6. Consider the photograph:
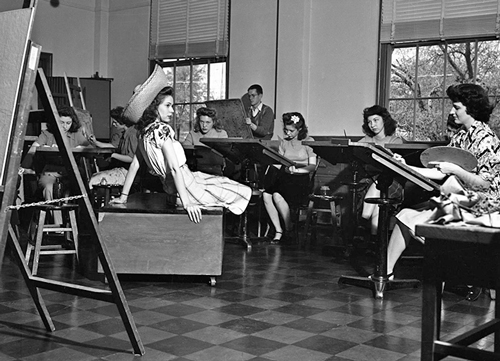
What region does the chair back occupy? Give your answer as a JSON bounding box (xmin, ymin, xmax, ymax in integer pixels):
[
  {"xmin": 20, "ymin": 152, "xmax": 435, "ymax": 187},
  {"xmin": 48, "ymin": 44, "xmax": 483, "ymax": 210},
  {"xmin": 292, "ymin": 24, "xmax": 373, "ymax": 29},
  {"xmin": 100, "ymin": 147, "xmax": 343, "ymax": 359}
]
[{"xmin": 308, "ymin": 155, "xmax": 321, "ymax": 195}]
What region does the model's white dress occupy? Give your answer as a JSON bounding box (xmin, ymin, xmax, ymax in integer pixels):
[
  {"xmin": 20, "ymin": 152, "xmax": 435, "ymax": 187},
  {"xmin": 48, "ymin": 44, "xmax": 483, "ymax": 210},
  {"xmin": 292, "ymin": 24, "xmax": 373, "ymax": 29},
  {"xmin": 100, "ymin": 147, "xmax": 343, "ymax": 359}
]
[{"xmin": 138, "ymin": 121, "xmax": 251, "ymax": 215}]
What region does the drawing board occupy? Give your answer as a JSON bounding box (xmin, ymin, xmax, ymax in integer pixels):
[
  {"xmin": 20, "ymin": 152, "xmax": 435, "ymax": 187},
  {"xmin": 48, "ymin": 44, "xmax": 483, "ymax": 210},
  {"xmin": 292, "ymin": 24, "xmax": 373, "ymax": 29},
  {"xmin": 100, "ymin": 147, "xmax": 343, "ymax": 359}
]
[{"xmin": 205, "ymin": 99, "xmax": 253, "ymax": 139}]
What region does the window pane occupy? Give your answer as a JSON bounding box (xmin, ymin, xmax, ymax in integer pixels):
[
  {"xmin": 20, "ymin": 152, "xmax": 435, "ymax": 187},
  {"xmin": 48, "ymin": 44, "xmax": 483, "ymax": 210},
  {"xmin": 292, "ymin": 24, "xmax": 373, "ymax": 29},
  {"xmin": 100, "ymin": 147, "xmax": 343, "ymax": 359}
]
[
  {"xmin": 390, "ymin": 47, "xmax": 416, "ymax": 99},
  {"xmin": 389, "ymin": 100, "xmax": 414, "ymax": 140},
  {"xmin": 415, "ymin": 98, "xmax": 445, "ymax": 141},
  {"xmin": 209, "ymin": 62, "xmax": 226, "ymax": 100},
  {"xmin": 417, "ymin": 45, "xmax": 445, "ymax": 98},
  {"xmin": 164, "ymin": 67, "xmax": 174, "ymax": 84},
  {"xmin": 447, "ymin": 42, "xmax": 476, "ymax": 83},
  {"xmin": 192, "ymin": 64, "xmax": 208, "ymax": 103},
  {"xmin": 477, "ymin": 40, "xmax": 500, "ymax": 96},
  {"xmin": 175, "ymin": 65, "xmax": 191, "ymax": 103},
  {"xmin": 176, "ymin": 104, "xmax": 191, "ymax": 142}
]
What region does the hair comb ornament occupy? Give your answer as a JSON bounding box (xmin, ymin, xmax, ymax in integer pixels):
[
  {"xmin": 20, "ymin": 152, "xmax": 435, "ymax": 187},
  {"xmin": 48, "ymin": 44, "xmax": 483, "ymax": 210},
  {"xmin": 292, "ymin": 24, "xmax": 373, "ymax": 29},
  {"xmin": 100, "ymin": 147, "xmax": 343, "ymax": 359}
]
[{"xmin": 291, "ymin": 115, "xmax": 299, "ymax": 124}]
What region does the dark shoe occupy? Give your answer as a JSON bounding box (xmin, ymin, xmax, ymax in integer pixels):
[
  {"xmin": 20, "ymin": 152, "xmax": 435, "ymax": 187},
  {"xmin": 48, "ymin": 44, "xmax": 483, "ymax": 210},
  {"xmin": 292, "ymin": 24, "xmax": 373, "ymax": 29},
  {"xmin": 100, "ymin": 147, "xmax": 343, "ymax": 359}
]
[
  {"xmin": 270, "ymin": 231, "xmax": 282, "ymax": 245},
  {"xmin": 465, "ymin": 286, "xmax": 482, "ymax": 301}
]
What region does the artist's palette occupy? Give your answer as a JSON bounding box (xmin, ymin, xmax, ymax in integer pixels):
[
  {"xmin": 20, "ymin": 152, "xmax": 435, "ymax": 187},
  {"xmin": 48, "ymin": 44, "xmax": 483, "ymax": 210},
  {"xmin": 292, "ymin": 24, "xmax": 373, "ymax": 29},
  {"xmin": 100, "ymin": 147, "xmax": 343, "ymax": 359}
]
[{"xmin": 420, "ymin": 146, "xmax": 477, "ymax": 171}]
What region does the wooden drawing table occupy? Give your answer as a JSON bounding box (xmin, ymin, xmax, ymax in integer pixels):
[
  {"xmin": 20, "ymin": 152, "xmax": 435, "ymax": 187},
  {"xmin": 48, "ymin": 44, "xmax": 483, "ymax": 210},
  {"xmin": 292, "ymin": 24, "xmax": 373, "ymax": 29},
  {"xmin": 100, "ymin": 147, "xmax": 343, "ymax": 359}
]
[
  {"xmin": 416, "ymin": 224, "xmax": 500, "ymax": 360},
  {"xmin": 35, "ymin": 146, "xmax": 116, "ymax": 183}
]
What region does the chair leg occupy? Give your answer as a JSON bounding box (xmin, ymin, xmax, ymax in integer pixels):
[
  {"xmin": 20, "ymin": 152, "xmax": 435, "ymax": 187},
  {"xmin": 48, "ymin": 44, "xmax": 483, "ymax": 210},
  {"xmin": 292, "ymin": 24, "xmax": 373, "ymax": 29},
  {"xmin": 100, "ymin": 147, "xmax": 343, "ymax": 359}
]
[{"xmin": 304, "ymin": 200, "xmax": 315, "ymax": 245}]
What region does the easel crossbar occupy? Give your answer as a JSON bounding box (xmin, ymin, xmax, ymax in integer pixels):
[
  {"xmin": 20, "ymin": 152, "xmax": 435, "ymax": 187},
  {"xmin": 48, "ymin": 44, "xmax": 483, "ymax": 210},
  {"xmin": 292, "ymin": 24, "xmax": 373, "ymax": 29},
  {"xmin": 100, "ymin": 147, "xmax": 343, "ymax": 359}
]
[{"xmin": 30, "ymin": 277, "xmax": 113, "ymax": 302}]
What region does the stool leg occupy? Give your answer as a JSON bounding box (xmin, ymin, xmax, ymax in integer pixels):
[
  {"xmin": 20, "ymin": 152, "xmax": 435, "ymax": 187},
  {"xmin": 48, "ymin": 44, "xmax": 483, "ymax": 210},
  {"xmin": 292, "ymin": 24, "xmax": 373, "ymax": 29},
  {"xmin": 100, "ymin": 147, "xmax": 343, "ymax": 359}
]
[
  {"xmin": 104, "ymin": 188, "xmax": 111, "ymax": 206},
  {"xmin": 25, "ymin": 243, "xmax": 33, "ymax": 263},
  {"xmin": 25, "ymin": 212, "xmax": 35, "ymax": 263},
  {"xmin": 68, "ymin": 209, "xmax": 79, "ymax": 263},
  {"xmin": 330, "ymin": 200, "xmax": 337, "ymax": 232},
  {"xmin": 33, "ymin": 210, "xmax": 47, "ymax": 276}
]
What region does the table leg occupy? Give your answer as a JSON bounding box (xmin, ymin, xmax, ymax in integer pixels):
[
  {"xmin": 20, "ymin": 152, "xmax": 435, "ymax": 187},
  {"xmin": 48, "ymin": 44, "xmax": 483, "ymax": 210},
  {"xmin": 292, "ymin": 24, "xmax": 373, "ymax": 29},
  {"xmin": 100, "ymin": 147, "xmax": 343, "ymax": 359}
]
[{"xmin": 421, "ymin": 242, "xmax": 440, "ymax": 361}]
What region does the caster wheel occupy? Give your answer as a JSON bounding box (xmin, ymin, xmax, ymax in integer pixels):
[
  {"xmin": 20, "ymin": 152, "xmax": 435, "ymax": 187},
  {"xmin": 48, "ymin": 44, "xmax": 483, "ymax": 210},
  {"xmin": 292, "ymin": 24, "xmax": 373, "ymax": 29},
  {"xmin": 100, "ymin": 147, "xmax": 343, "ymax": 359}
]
[{"xmin": 209, "ymin": 277, "xmax": 216, "ymax": 286}]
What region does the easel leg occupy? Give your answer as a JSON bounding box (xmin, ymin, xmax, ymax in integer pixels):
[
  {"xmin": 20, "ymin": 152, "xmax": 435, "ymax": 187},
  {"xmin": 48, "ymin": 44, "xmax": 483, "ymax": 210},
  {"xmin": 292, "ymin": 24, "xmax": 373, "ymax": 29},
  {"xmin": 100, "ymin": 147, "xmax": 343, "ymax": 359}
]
[{"xmin": 7, "ymin": 225, "xmax": 55, "ymax": 331}]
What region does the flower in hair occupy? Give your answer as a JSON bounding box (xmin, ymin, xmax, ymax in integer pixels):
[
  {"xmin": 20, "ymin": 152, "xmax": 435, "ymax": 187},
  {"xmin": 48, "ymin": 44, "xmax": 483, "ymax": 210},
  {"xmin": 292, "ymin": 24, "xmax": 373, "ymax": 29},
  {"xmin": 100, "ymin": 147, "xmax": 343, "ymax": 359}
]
[{"xmin": 291, "ymin": 115, "xmax": 300, "ymax": 124}]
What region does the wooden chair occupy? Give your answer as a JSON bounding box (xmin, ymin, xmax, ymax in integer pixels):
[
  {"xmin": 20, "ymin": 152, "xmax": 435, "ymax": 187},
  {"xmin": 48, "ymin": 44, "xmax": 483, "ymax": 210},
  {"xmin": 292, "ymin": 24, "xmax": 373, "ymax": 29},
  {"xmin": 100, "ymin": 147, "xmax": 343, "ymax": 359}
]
[{"xmin": 289, "ymin": 156, "xmax": 322, "ymax": 244}]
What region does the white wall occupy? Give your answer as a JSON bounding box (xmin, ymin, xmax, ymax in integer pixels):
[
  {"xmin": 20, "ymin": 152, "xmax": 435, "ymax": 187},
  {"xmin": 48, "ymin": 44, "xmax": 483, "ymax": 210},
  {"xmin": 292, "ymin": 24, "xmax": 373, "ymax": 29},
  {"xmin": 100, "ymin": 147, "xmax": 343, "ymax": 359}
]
[
  {"xmin": 230, "ymin": 0, "xmax": 380, "ymax": 137},
  {"xmin": 0, "ymin": 0, "xmax": 380, "ymax": 136},
  {"xmin": 228, "ymin": 0, "xmax": 278, "ymax": 114},
  {"xmin": 107, "ymin": 0, "xmax": 150, "ymax": 108}
]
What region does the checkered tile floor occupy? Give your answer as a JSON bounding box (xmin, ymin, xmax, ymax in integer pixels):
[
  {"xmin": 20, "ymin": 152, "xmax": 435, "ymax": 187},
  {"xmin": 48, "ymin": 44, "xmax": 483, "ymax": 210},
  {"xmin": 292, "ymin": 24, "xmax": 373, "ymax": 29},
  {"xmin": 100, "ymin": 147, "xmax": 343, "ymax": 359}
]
[{"xmin": 0, "ymin": 234, "xmax": 495, "ymax": 360}]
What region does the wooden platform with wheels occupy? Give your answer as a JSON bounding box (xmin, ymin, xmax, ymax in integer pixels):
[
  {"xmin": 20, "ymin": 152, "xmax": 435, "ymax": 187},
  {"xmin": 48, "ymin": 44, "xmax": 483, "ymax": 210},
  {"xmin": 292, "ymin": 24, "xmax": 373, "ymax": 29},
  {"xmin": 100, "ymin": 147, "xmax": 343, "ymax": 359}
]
[{"xmin": 93, "ymin": 193, "xmax": 224, "ymax": 286}]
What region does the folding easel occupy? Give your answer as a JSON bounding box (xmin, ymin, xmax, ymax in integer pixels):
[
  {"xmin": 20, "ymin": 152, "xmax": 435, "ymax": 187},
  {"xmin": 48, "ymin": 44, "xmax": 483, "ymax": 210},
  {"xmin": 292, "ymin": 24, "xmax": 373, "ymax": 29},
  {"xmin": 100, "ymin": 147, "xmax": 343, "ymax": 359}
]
[
  {"xmin": 0, "ymin": 5, "xmax": 144, "ymax": 356},
  {"xmin": 64, "ymin": 71, "xmax": 87, "ymax": 110}
]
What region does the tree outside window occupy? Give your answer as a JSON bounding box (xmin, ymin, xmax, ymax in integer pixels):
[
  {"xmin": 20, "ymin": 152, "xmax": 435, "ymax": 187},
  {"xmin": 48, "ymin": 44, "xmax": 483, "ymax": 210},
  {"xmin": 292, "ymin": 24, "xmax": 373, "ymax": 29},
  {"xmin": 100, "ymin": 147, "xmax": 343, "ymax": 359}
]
[{"xmin": 388, "ymin": 39, "xmax": 500, "ymax": 141}]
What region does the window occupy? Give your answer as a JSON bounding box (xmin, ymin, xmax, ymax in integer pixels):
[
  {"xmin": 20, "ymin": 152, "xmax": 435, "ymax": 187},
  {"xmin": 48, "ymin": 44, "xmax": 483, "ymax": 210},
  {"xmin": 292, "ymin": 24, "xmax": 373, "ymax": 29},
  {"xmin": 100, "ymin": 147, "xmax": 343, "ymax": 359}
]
[
  {"xmin": 159, "ymin": 58, "xmax": 227, "ymax": 142},
  {"xmin": 150, "ymin": 0, "xmax": 229, "ymax": 141},
  {"xmin": 387, "ymin": 39, "xmax": 500, "ymax": 141},
  {"xmin": 380, "ymin": 0, "xmax": 500, "ymax": 141}
]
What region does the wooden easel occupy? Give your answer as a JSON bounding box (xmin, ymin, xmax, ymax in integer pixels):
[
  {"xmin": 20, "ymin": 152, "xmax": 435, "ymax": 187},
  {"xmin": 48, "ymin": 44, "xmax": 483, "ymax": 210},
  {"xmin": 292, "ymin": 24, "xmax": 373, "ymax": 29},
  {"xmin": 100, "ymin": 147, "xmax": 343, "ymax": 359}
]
[{"xmin": 0, "ymin": 5, "xmax": 144, "ymax": 356}]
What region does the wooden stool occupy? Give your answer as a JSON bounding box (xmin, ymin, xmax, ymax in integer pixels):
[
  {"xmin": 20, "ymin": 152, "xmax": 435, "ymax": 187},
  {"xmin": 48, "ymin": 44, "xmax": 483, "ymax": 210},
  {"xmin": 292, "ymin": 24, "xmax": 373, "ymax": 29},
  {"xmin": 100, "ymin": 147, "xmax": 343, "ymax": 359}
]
[
  {"xmin": 305, "ymin": 194, "xmax": 342, "ymax": 244},
  {"xmin": 25, "ymin": 203, "xmax": 79, "ymax": 275},
  {"xmin": 92, "ymin": 184, "xmax": 121, "ymax": 208}
]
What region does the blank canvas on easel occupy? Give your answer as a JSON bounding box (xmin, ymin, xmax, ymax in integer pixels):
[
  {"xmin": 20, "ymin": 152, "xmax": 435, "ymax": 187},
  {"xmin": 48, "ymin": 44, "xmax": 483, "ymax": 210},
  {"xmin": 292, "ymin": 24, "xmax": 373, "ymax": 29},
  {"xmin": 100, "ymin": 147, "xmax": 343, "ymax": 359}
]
[{"xmin": 0, "ymin": 8, "xmax": 35, "ymax": 186}]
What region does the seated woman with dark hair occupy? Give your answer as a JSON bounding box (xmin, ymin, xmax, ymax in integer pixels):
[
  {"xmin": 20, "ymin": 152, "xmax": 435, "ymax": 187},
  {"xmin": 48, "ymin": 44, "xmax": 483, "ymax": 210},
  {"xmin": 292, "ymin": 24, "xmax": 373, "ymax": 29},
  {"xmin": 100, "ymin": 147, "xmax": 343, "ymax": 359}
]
[
  {"xmin": 263, "ymin": 112, "xmax": 316, "ymax": 244},
  {"xmin": 26, "ymin": 107, "xmax": 91, "ymax": 224},
  {"xmin": 358, "ymin": 105, "xmax": 404, "ymax": 239},
  {"xmin": 386, "ymin": 84, "xmax": 500, "ymax": 302},
  {"xmin": 183, "ymin": 107, "xmax": 228, "ymax": 175},
  {"xmin": 110, "ymin": 66, "xmax": 251, "ymax": 223},
  {"xmin": 183, "ymin": 107, "xmax": 228, "ymax": 146}
]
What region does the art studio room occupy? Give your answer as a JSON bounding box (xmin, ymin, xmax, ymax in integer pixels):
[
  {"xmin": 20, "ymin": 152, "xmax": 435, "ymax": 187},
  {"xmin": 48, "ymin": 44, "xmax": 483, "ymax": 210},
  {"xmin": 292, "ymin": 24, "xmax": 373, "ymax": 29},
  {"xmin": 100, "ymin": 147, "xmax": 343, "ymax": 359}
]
[{"xmin": 1, "ymin": 0, "xmax": 500, "ymax": 360}]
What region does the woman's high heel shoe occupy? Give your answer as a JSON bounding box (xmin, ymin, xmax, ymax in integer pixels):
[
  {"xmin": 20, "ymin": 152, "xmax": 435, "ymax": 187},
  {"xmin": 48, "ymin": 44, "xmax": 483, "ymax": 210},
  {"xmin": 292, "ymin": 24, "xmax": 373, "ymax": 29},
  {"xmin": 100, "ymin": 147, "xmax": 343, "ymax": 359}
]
[{"xmin": 270, "ymin": 231, "xmax": 282, "ymax": 245}]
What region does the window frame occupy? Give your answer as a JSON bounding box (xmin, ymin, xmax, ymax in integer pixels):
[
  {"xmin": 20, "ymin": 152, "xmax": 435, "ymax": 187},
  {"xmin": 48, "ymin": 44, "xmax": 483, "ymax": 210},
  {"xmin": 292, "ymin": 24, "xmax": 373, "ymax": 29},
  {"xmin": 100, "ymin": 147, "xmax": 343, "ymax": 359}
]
[
  {"xmin": 152, "ymin": 57, "xmax": 228, "ymax": 140},
  {"xmin": 379, "ymin": 36, "xmax": 500, "ymax": 141}
]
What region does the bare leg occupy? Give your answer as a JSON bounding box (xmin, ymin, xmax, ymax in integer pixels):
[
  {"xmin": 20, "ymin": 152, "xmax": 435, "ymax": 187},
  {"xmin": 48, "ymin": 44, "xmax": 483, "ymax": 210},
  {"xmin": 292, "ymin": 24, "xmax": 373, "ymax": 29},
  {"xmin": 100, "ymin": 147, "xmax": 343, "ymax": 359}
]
[
  {"xmin": 273, "ymin": 193, "xmax": 292, "ymax": 231},
  {"xmin": 387, "ymin": 223, "xmax": 406, "ymax": 275},
  {"xmin": 387, "ymin": 218, "xmax": 422, "ymax": 275},
  {"xmin": 362, "ymin": 183, "xmax": 380, "ymax": 235},
  {"xmin": 263, "ymin": 192, "xmax": 283, "ymax": 238}
]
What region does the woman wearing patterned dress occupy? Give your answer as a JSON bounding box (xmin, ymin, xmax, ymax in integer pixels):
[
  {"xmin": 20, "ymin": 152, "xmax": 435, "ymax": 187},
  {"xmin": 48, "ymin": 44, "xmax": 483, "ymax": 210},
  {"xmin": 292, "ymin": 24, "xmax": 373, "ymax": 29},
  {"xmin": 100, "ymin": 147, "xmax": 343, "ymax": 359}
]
[
  {"xmin": 386, "ymin": 84, "xmax": 500, "ymax": 286},
  {"xmin": 263, "ymin": 112, "xmax": 317, "ymax": 244},
  {"xmin": 110, "ymin": 66, "xmax": 251, "ymax": 223}
]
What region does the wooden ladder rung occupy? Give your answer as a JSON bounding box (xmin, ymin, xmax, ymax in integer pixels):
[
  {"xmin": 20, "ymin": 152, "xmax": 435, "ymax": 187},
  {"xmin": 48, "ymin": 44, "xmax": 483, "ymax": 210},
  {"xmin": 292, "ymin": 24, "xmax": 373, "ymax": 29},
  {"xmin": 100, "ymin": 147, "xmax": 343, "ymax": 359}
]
[
  {"xmin": 43, "ymin": 227, "xmax": 72, "ymax": 232},
  {"xmin": 39, "ymin": 250, "xmax": 77, "ymax": 255}
]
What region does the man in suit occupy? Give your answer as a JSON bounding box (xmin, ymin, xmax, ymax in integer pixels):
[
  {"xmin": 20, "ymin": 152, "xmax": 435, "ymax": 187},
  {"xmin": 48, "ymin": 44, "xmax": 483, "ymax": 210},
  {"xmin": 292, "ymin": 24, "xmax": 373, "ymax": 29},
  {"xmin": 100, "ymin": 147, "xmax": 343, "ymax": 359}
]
[{"xmin": 245, "ymin": 84, "xmax": 274, "ymax": 140}]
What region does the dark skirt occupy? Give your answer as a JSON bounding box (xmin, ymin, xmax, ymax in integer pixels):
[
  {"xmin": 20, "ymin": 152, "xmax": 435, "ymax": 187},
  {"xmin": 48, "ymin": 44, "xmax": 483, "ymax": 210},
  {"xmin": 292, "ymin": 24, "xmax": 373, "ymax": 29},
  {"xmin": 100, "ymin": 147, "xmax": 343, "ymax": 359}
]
[{"xmin": 265, "ymin": 171, "xmax": 310, "ymax": 205}]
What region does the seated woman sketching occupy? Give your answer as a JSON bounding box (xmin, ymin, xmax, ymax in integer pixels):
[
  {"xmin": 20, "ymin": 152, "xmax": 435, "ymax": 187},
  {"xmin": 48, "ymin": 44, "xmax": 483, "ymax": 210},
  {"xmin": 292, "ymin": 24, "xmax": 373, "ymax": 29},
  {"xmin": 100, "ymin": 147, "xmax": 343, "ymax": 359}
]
[
  {"xmin": 25, "ymin": 107, "xmax": 91, "ymax": 224},
  {"xmin": 110, "ymin": 65, "xmax": 251, "ymax": 223},
  {"xmin": 358, "ymin": 105, "xmax": 404, "ymax": 241},
  {"xmin": 386, "ymin": 84, "xmax": 500, "ymax": 302},
  {"xmin": 89, "ymin": 108, "xmax": 138, "ymax": 189},
  {"xmin": 263, "ymin": 112, "xmax": 316, "ymax": 244}
]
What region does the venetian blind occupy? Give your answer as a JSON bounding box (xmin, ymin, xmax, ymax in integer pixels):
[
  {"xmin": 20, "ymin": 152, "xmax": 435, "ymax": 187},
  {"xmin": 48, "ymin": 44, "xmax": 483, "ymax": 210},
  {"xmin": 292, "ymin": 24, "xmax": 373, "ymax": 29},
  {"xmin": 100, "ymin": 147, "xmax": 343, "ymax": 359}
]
[
  {"xmin": 150, "ymin": 0, "xmax": 229, "ymax": 59},
  {"xmin": 381, "ymin": 0, "xmax": 500, "ymax": 43}
]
